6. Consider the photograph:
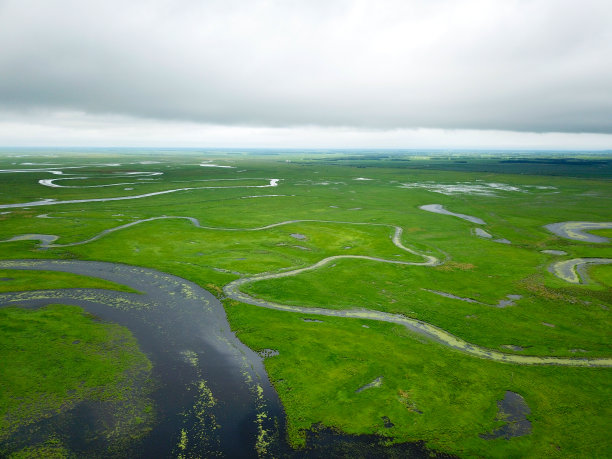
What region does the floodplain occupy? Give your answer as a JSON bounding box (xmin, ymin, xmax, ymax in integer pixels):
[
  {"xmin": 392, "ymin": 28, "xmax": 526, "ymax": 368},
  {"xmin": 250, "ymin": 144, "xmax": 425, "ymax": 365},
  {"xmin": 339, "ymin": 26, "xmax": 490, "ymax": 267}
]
[{"xmin": 0, "ymin": 149, "xmax": 610, "ymax": 458}]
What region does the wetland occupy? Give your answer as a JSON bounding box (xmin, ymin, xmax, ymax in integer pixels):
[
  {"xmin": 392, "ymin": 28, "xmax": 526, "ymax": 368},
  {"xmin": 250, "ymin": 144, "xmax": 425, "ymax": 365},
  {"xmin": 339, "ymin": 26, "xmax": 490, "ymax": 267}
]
[{"xmin": 0, "ymin": 150, "xmax": 610, "ymax": 458}]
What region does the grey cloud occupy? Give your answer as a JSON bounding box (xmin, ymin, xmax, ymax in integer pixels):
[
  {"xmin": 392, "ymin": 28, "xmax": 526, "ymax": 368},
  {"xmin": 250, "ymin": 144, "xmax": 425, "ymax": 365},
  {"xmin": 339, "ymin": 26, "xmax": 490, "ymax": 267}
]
[{"xmin": 1, "ymin": 0, "xmax": 611, "ymax": 133}]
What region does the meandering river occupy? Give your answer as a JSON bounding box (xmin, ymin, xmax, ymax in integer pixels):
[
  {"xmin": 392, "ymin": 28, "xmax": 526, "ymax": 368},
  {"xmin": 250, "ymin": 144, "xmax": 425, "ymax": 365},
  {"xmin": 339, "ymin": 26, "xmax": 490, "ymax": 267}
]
[
  {"xmin": 0, "ymin": 179, "xmax": 280, "ymax": 209},
  {"xmin": 0, "ymin": 259, "xmax": 285, "ymax": 458}
]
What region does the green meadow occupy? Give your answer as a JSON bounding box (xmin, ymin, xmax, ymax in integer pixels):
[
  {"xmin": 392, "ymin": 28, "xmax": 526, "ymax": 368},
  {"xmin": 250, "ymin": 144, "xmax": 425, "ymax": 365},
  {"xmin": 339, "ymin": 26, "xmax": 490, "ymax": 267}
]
[{"xmin": 0, "ymin": 150, "xmax": 610, "ymax": 457}]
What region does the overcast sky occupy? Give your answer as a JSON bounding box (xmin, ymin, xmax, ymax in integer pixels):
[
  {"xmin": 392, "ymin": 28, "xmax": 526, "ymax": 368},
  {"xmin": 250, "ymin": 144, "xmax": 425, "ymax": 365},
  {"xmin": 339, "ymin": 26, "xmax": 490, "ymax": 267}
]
[{"xmin": 0, "ymin": 0, "xmax": 611, "ymax": 149}]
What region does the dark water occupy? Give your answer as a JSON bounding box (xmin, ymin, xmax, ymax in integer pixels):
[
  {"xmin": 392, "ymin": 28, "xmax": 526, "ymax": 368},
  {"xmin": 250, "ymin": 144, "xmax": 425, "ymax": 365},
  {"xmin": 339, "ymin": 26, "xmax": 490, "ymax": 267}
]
[
  {"xmin": 298, "ymin": 426, "xmax": 456, "ymax": 458},
  {"xmin": 0, "ymin": 259, "xmax": 446, "ymax": 458},
  {"xmin": 0, "ymin": 259, "xmax": 283, "ymax": 457},
  {"xmin": 479, "ymin": 391, "xmax": 532, "ymax": 440}
]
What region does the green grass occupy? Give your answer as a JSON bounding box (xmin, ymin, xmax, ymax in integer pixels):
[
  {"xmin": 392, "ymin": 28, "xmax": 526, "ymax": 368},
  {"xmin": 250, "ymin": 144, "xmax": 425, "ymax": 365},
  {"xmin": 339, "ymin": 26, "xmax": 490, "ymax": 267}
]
[
  {"xmin": 0, "ymin": 269, "xmax": 138, "ymax": 293},
  {"xmin": 227, "ymin": 302, "xmax": 612, "ymax": 458},
  {"xmin": 0, "ymin": 150, "xmax": 610, "ymax": 457},
  {"xmin": 590, "ymin": 264, "xmax": 612, "ymax": 287}
]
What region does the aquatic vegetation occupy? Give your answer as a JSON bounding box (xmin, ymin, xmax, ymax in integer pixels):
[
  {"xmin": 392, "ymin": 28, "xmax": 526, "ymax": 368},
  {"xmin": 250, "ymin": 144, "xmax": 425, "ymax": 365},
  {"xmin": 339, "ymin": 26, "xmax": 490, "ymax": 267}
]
[
  {"xmin": 0, "ymin": 304, "xmax": 154, "ymax": 454},
  {"xmin": 479, "ymin": 391, "xmax": 532, "ymax": 440}
]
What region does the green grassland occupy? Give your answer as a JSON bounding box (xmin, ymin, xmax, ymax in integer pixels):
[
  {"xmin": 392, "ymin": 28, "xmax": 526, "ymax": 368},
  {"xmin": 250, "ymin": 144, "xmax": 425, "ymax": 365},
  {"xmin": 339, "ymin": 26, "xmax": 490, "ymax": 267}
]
[
  {"xmin": 591, "ymin": 264, "xmax": 612, "ymax": 286},
  {"xmin": 0, "ymin": 150, "xmax": 610, "ymax": 457},
  {"xmin": 227, "ymin": 303, "xmax": 611, "ymax": 458},
  {"xmin": 0, "ymin": 269, "xmax": 138, "ymax": 293},
  {"xmin": 0, "ymin": 304, "xmax": 154, "ymax": 457}
]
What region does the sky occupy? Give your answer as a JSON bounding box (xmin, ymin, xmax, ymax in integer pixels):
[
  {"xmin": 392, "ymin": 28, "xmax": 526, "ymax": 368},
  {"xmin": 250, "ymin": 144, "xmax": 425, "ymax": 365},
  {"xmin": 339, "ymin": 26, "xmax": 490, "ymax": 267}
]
[{"xmin": 0, "ymin": 0, "xmax": 611, "ymax": 149}]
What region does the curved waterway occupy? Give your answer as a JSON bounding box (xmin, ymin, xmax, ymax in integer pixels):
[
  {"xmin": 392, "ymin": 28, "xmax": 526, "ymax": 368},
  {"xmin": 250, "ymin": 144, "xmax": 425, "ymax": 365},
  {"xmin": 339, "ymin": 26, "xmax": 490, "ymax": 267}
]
[
  {"xmin": 545, "ymin": 221, "xmax": 612, "ymax": 243},
  {"xmin": 0, "ymin": 216, "xmax": 439, "ymax": 266},
  {"xmin": 39, "ymin": 171, "xmax": 163, "ymax": 188},
  {"xmin": 549, "ymin": 257, "xmax": 612, "ymax": 284},
  {"xmin": 225, "ymin": 278, "xmax": 611, "ymax": 367},
  {"xmin": 419, "ymin": 204, "xmax": 486, "ymax": 225},
  {"xmin": 0, "ymin": 179, "xmax": 279, "ymax": 209},
  {"xmin": 2, "ymin": 218, "xmax": 610, "ymax": 366},
  {"xmin": 544, "ymin": 221, "xmax": 612, "ymax": 283},
  {"xmin": 0, "ymin": 259, "xmax": 286, "ymax": 458}
]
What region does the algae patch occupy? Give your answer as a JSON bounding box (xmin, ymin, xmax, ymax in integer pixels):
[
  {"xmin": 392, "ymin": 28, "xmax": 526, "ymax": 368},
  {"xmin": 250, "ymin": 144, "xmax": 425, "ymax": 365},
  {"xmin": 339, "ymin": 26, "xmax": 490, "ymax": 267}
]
[{"xmin": 480, "ymin": 391, "xmax": 532, "ymax": 440}]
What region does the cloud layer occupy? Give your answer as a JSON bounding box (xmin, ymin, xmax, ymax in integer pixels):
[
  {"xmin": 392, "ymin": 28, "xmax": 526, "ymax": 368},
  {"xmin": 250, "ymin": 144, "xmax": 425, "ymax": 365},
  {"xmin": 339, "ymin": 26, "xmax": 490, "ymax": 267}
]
[{"xmin": 1, "ymin": 0, "xmax": 611, "ymax": 136}]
